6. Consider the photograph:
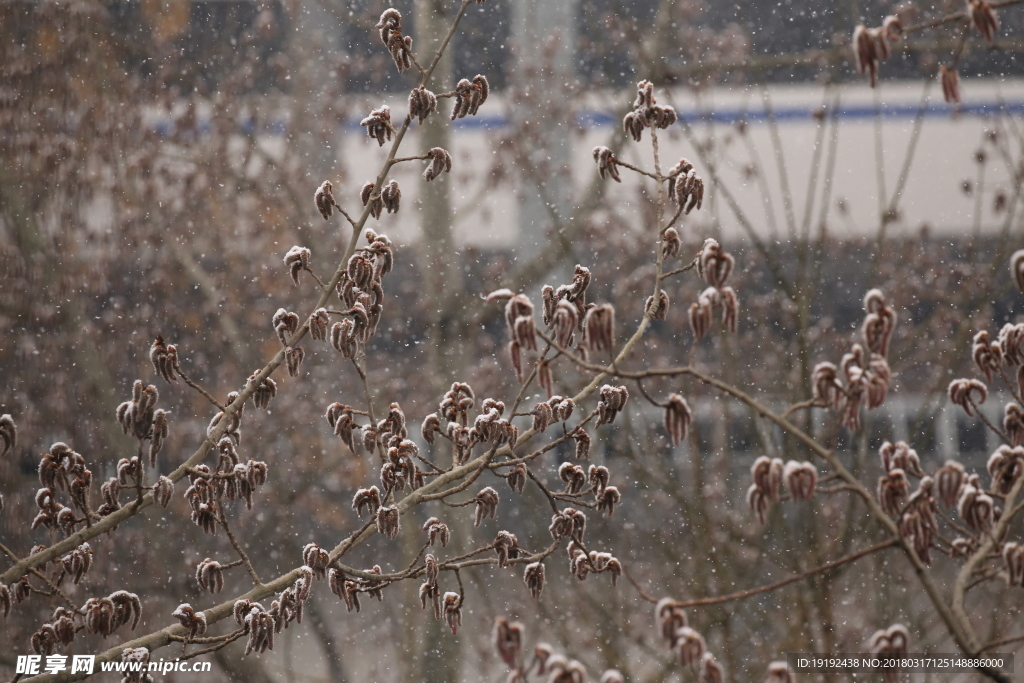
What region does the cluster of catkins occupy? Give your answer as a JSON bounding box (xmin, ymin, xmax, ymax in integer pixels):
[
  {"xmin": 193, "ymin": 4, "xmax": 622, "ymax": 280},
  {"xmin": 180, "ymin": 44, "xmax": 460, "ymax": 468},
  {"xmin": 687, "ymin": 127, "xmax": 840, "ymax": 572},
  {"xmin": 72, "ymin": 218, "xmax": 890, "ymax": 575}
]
[
  {"xmin": 223, "ymin": 550, "xmax": 333, "ymax": 655},
  {"xmin": 812, "ymin": 289, "xmax": 896, "ymax": 430},
  {"xmin": 411, "ymin": 520, "xmax": 467, "ymax": 634},
  {"xmin": 933, "ymin": 452, "xmax": 1017, "ymax": 554},
  {"xmin": 33, "ymin": 442, "xmax": 93, "ymax": 535},
  {"xmin": 855, "ymin": 3, "xmax": 998, "ymax": 102},
  {"xmin": 289, "ymin": 229, "xmax": 394, "ymax": 369},
  {"xmin": 746, "ymin": 456, "xmax": 818, "ymax": 524},
  {"xmin": 949, "ymin": 322, "xmax": 1024, "ymax": 435},
  {"xmin": 376, "ymin": 9, "xmax": 414, "ymax": 73},
  {"xmin": 556, "ymin": 460, "xmax": 621, "ymax": 517},
  {"xmin": 360, "ymin": 105, "xmax": 394, "ymax": 147},
  {"xmin": 654, "ymin": 599, "xmax": 726, "ymax": 683},
  {"xmin": 494, "ymin": 617, "xmax": 626, "ymax": 683},
  {"xmin": 116, "ymin": 379, "xmax": 169, "ymax": 463},
  {"xmin": 361, "ymin": 178, "xmax": 401, "ymax": 219},
  {"xmin": 421, "ymin": 383, "xmax": 520, "ymax": 465},
  {"xmin": 149, "ymin": 335, "xmax": 180, "ymax": 382},
  {"xmin": 667, "ymin": 158, "xmax": 705, "ymax": 215},
  {"xmin": 869, "ymin": 624, "xmax": 910, "ymax": 683},
  {"xmin": 544, "ymin": 503, "xmax": 622, "ymax": 586},
  {"xmin": 689, "ymin": 239, "xmax": 739, "ymax": 341},
  {"xmin": 897, "ymin": 428, "xmax": 1022, "ymax": 570},
  {"xmin": 329, "ymin": 564, "xmax": 386, "ymax": 615},
  {"xmin": 488, "ymin": 264, "xmax": 618, "ymax": 385},
  {"xmin": 874, "ymin": 441, "xmax": 940, "ymax": 563},
  {"xmin": 233, "ymin": 562, "xmax": 317, "ymax": 658},
  {"xmin": 852, "ymin": 16, "xmax": 902, "ymax": 88},
  {"xmin": 622, "ymin": 80, "xmax": 676, "ymax": 142},
  {"xmin": 183, "ymin": 451, "xmax": 268, "ymax": 535},
  {"xmin": 451, "ymin": 74, "xmax": 490, "ymax": 120}
]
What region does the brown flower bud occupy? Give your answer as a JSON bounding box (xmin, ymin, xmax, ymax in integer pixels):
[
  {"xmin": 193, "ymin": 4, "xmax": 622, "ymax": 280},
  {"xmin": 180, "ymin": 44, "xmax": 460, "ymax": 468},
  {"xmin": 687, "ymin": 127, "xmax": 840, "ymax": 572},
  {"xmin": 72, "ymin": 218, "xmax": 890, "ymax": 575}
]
[
  {"xmin": 973, "ymin": 330, "xmax": 1003, "ymax": 382},
  {"xmin": 596, "ymin": 384, "xmax": 629, "ymax": 426},
  {"xmin": 1012, "ymin": 250, "xmax": 1024, "ymax": 292},
  {"xmin": 494, "ymin": 618, "xmax": 525, "ymax": 672},
  {"xmin": 948, "ymin": 378, "xmax": 987, "ymax": 416},
  {"xmin": 677, "ymin": 627, "xmax": 706, "ymax": 667},
  {"xmin": 958, "ymin": 482, "xmax": 995, "ymax": 532},
  {"xmin": 424, "ymin": 147, "xmax": 453, "ymax": 182},
  {"xmin": 526, "ymin": 401, "xmax": 550, "ymax": 434},
  {"xmin": 150, "ymin": 335, "xmax": 178, "ymax": 383},
  {"xmin": 673, "ymin": 167, "xmax": 705, "ymax": 214},
  {"xmin": 196, "ymin": 558, "xmax": 225, "ymax": 593},
  {"xmin": 0, "ymin": 414, "xmax": 15, "ymax": 459},
  {"xmin": 120, "ymin": 647, "xmax": 151, "ymax": 679},
  {"xmin": 60, "ymin": 542, "xmax": 94, "ymax": 585},
  {"xmin": 330, "ymin": 319, "xmax": 358, "ymax": 359},
  {"xmin": 647, "ymin": 289, "xmax": 670, "ymax": 320},
  {"xmin": 689, "ymin": 295, "xmax": 713, "ymax": 342},
  {"xmin": 699, "ymin": 238, "xmax": 734, "ymax": 288},
  {"xmin": 303, "ymin": 542, "xmax": 331, "ymax": 579},
  {"xmin": 747, "ymin": 484, "xmax": 770, "ymax": 524},
  {"xmin": 409, "ymin": 87, "xmax": 438, "ymax": 124},
  {"xmin": 376, "ymin": 505, "xmax": 401, "ymax": 539},
  {"xmin": 559, "ymin": 462, "xmax": 587, "ymax": 494},
  {"xmin": 940, "ymin": 66, "xmax": 961, "ymax": 104},
  {"xmin": 285, "ymin": 345, "xmax": 304, "ymax": 377},
  {"xmin": 572, "ymin": 428, "xmax": 591, "ymax": 459},
  {"xmin": 935, "ymin": 460, "xmax": 965, "ymax": 508},
  {"xmin": 172, "ymin": 603, "xmax": 208, "ymax": 640},
  {"xmin": 451, "ymin": 75, "xmax": 489, "ymax": 120},
  {"xmin": 552, "ymin": 299, "xmax": 579, "ymax": 348},
  {"xmin": 381, "ymin": 179, "xmax": 401, "ymax": 214},
  {"xmin": 854, "ymin": 25, "xmax": 882, "ymax": 87},
  {"xmin": 353, "ymin": 486, "xmax": 382, "ymax": 518},
  {"xmin": 970, "ymin": 1, "xmax": 999, "ymax": 42},
  {"xmin": 549, "ymin": 395, "xmax": 573, "ymax": 422},
  {"xmin": 869, "ymin": 624, "xmax": 910, "ymax": 656},
  {"xmin": 765, "ymin": 662, "xmax": 795, "ymax": 683},
  {"xmin": 564, "ymin": 508, "xmax": 587, "ymax": 542},
  {"xmin": 505, "ymin": 294, "xmax": 537, "ymax": 352},
  {"xmin": 309, "ymin": 308, "xmax": 330, "ymax": 342},
  {"xmin": 784, "ymin": 461, "xmax": 817, "ymax": 502},
  {"xmin": 664, "ymin": 393, "xmax": 692, "ymax": 447},
  {"xmin": 999, "ymin": 323, "xmax": 1024, "ymax": 366},
  {"xmin": 421, "ymin": 412, "xmax": 441, "ymax": 445},
  {"xmin": 474, "ymin": 486, "xmax": 499, "ymax": 526},
  {"xmin": 662, "ymin": 227, "xmax": 682, "ymax": 259},
  {"xmin": 656, "ymin": 598, "xmax": 688, "ymax": 646},
  {"xmin": 584, "ymin": 304, "xmax": 615, "ymax": 353},
  {"xmin": 423, "ymin": 517, "xmax": 451, "ymax": 547},
  {"xmin": 862, "ymin": 289, "xmax": 897, "ymax": 357},
  {"xmin": 284, "ymin": 246, "xmax": 311, "ymax": 286},
  {"xmin": 879, "ymin": 441, "xmax": 923, "ymax": 476},
  {"xmin": 360, "ymin": 105, "xmax": 393, "ymax": 147},
  {"xmin": 314, "ymin": 180, "xmax": 339, "ymax": 221},
  {"xmin": 1003, "ymin": 542, "xmax": 1024, "ymax": 586},
  {"xmin": 878, "ymin": 467, "xmax": 910, "ymax": 517},
  {"xmin": 523, "ymin": 562, "xmax": 545, "ymax": 599},
  {"xmin": 596, "ymin": 486, "xmax": 621, "ymax": 516},
  {"xmin": 988, "ymin": 445, "xmax": 1024, "ymax": 495},
  {"xmin": 592, "ymin": 146, "xmax": 621, "ymax": 182},
  {"xmin": 587, "ymin": 464, "xmax": 610, "ymax": 493},
  {"xmin": 494, "ymin": 530, "xmax": 520, "ymax": 568},
  {"xmin": 361, "ymin": 182, "xmax": 384, "ymax": 220},
  {"xmin": 442, "ymin": 591, "xmax": 462, "ymax": 634},
  {"xmin": 701, "ymin": 653, "xmax": 724, "ymax": 683}
]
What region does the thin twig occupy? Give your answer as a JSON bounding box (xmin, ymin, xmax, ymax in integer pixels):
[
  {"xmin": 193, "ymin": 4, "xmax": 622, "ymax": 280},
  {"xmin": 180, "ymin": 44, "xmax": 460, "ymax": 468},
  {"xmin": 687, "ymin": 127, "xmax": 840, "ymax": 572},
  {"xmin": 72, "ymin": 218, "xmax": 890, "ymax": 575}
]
[
  {"xmin": 216, "ymin": 507, "xmax": 261, "ymax": 587},
  {"xmin": 670, "ymin": 539, "xmax": 898, "ymax": 608},
  {"xmin": 175, "ymin": 368, "xmax": 226, "ymax": 411}
]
